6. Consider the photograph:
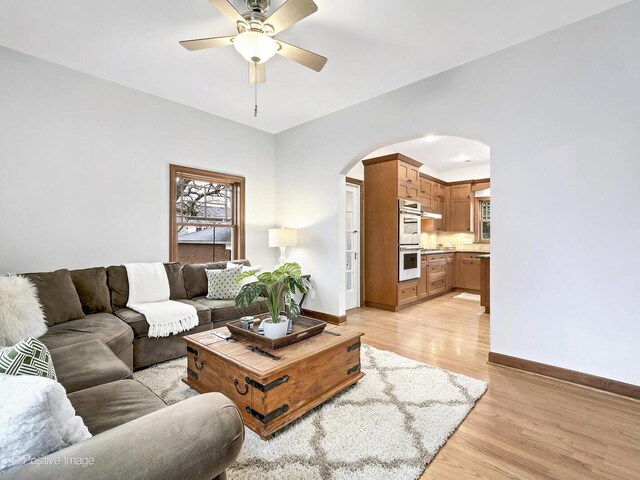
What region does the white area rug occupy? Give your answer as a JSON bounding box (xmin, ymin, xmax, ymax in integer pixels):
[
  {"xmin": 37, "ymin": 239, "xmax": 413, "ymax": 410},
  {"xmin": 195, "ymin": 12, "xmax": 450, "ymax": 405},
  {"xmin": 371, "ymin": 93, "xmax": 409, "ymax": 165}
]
[
  {"xmin": 134, "ymin": 345, "xmax": 487, "ymax": 480},
  {"xmin": 454, "ymin": 292, "xmax": 481, "ymax": 302}
]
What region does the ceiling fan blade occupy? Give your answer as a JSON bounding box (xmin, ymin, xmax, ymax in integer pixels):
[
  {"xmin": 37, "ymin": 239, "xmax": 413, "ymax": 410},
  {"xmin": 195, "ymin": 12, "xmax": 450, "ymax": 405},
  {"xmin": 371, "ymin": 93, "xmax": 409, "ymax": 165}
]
[
  {"xmin": 208, "ymin": 0, "xmax": 246, "ymax": 27},
  {"xmin": 276, "ymin": 40, "xmax": 327, "ymax": 72},
  {"xmin": 249, "ymin": 63, "xmax": 266, "ymax": 84},
  {"xmin": 265, "ymin": 0, "xmax": 318, "ymax": 34},
  {"xmin": 179, "ymin": 35, "xmax": 235, "ymax": 51}
]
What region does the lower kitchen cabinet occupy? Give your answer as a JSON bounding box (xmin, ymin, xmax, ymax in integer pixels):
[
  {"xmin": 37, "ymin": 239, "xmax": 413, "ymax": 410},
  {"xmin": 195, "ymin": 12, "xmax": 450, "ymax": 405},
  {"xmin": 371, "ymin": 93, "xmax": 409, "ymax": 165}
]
[
  {"xmin": 418, "ymin": 257, "xmax": 428, "ymax": 298},
  {"xmin": 397, "ymin": 280, "xmax": 419, "ymax": 305},
  {"xmin": 424, "ymin": 253, "xmax": 455, "ymax": 297},
  {"xmin": 454, "ymin": 253, "xmax": 481, "ymax": 290}
]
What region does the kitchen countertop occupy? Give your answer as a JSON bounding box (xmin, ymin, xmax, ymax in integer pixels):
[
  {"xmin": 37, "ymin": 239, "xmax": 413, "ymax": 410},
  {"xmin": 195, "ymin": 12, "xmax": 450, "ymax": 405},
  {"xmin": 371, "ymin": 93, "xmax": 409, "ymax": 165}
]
[
  {"xmin": 420, "ymin": 249, "xmax": 490, "ymax": 255},
  {"xmin": 475, "ymin": 254, "xmax": 491, "ymax": 259}
]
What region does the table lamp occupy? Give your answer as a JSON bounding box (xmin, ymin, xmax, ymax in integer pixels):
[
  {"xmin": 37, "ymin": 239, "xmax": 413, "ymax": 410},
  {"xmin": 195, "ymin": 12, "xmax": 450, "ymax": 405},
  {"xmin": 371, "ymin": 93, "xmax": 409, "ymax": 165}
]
[{"xmin": 269, "ymin": 228, "xmax": 298, "ymax": 265}]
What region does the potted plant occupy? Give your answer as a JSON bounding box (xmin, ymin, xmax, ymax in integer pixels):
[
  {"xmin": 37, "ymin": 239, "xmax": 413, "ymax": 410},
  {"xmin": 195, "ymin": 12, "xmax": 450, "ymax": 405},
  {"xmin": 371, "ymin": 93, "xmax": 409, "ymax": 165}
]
[{"xmin": 235, "ymin": 262, "xmax": 311, "ymax": 339}]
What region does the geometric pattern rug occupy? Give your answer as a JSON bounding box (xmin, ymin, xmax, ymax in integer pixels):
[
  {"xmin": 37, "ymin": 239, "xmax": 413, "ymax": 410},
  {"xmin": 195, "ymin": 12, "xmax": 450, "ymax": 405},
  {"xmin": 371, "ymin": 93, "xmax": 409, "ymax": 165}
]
[{"xmin": 134, "ymin": 345, "xmax": 487, "ymax": 480}]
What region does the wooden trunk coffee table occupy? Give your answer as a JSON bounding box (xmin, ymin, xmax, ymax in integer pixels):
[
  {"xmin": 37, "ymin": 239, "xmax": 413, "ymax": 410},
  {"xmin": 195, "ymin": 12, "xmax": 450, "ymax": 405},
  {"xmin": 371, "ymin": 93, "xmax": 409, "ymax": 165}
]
[{"xmin": 183, "ymin": 324, "xmax": 364, "ymax": 440}]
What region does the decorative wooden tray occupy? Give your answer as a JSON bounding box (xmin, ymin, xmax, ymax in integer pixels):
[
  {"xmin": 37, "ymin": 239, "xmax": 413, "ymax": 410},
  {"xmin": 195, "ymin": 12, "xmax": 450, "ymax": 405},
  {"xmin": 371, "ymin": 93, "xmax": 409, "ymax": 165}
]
[{"xmin": 226, "ymin": 315, "xmax": 327, "ymax": 349}]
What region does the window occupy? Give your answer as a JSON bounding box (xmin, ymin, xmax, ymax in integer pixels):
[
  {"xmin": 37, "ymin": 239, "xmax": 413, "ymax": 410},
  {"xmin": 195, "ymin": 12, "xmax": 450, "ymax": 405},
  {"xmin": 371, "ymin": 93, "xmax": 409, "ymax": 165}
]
[
  {"xmin": 475, "ymin": 198, "xmax": 490, "ymax": 243},
  {"xmin": 170, "ymin": 165, "xmax": 245, "ymax": 264}
]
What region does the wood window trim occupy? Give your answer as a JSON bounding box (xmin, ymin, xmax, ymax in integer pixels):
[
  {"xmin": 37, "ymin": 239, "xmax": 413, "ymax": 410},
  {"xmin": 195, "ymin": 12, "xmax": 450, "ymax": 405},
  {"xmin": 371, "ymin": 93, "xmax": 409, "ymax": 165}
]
[
  {"xmin": 475, "ymin": 196, "xmax": 490, "ymax": 244},
  {"xmin": 169, "ymin": 164, "xmax": 245, "ymax": 262}
]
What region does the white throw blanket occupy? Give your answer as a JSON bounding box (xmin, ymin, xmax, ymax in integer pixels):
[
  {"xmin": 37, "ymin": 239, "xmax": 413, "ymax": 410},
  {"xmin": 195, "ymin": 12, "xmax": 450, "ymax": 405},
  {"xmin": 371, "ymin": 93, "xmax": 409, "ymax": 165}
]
[{"xmin": 124, "ymin": 263, "xmax": 199, "ymax": 338}]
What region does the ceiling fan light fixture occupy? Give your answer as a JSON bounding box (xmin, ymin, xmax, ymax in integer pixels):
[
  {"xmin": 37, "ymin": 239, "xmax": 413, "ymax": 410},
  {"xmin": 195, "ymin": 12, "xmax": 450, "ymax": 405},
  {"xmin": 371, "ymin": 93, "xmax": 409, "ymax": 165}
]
[{"xmin": 233, "ymin": 31, "xmax": 278, "ymax": 64}]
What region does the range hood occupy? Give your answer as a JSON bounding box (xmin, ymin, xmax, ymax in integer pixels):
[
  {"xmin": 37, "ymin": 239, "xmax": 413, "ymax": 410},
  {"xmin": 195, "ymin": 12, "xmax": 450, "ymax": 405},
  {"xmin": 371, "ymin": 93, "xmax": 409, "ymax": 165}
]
[{"xmin": 422, "ymin": 211, "xmax": 443, "ymax": 220}]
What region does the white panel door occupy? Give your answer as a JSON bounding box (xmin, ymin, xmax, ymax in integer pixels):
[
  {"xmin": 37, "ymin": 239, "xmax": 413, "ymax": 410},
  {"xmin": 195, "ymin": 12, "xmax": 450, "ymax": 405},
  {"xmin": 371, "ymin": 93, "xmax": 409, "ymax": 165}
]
[{"xmin": 345, "ymin": 183, "xmax": 361, "ymax": 310}]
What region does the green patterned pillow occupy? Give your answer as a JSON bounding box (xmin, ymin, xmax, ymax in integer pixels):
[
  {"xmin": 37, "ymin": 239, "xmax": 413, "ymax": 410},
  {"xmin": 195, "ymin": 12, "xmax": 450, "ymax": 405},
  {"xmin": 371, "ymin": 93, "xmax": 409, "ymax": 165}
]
[{"xmin": 0, "ymin": 337, "xmax": 56, "ymax": 380}]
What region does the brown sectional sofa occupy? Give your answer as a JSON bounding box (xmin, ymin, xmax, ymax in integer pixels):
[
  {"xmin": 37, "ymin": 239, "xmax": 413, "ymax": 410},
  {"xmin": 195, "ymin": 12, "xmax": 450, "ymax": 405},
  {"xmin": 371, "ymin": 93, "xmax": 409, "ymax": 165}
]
[
  {"xmin": 24, "ymin": 259, "xmax": 267, "ymax": 370},
  {"xmin": 3, "ymin": 338, "xmax": 244, "ymax": 480}
]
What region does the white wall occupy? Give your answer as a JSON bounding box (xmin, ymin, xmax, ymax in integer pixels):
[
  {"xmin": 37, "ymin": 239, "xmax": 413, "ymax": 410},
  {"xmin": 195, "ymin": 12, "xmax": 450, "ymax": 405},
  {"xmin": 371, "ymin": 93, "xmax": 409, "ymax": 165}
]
[
  {"xmin": 438, "ymin": 164, "xmax": 490, "ymax": 183},
  {"xmin": 276, "ymin": 2, "xmax": 640, "ymax": 385},
  {"xmin": 0, "ymin": 47, "xmax": 276, "ymax": 273}
]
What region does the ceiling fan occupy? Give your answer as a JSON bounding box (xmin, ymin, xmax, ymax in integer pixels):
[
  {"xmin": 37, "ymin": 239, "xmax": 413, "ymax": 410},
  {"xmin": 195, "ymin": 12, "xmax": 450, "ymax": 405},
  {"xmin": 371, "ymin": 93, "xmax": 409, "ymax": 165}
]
[{"xmin": 179, "ymin": 0, "xmax": 327, "ymax": 85}]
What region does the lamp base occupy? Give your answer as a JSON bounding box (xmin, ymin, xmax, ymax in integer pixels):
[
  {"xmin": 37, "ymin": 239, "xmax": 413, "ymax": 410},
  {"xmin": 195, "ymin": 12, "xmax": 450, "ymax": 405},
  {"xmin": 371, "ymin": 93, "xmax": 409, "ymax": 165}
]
[{"xmin": 278, "ymin": 246, "xmax": 287, "ymax": 266}]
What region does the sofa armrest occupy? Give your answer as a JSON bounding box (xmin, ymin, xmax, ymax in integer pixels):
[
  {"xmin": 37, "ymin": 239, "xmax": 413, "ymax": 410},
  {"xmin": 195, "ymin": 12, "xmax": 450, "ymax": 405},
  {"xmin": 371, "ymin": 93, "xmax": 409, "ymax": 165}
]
[{"xmin": 3, "ymin": 393, "xmax": 244, "ymax": 480}]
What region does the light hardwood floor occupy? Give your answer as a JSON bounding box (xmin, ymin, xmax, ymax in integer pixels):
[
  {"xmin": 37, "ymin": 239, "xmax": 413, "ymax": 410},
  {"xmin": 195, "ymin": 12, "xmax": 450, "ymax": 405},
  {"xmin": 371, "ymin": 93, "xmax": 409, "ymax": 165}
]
[{"xmin": 346, "ymin": 292, "xmax": 640, "ymax": 480}]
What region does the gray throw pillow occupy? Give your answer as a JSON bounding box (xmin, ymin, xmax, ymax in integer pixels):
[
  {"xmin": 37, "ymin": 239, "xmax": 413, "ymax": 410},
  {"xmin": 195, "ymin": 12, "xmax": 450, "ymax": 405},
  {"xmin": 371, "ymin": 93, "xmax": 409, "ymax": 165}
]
[
  {"xmin": 23, "ymin": 269, "xmax": 85, "ymax": 326},
  {"xmin": 205, "ymin": 265, "xmax": 243, "ymax": 300}
]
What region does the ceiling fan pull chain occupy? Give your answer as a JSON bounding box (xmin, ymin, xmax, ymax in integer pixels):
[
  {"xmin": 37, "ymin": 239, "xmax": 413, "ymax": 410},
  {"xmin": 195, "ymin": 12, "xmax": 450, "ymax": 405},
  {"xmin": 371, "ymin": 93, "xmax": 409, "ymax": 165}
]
[{"xmin": 254, "ymin": 60, "xmax": 259, "ymax": 117}]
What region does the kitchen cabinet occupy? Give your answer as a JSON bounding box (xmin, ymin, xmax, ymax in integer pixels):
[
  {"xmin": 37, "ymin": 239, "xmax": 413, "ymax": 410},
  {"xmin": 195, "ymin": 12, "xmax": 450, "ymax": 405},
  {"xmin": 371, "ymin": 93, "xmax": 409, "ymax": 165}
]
[
  {"xmin": 398, "ymin": 181, "xmax": 419, "ymax": 200},
  {"xmin": 446, "ymin": 253, "xmax": 455, "ymax": 285},
  {"xmin": 418, "ymin": 256, "xmax": 428, "ymax": 298},
  {"xmin": 363, "ymin": 153, "xmax": 425, "ymax": 311},
  {"xmin": 436, "ymin": 184, "xmax": 445, "ymax": 231},
  {"xmin": 397, "ymin": 281, "xmax": 419, "ymax": 305},
  {"xmin": 424, "ymin": 253, "xmax": 455, "ymax": 297},
  {"xmin": 480, "ymin": 256, "xmax": 490, "ymax": 313},
  {"xmin": 419, "ymin": 178, "xmax": 435, "ymax": 212},
  {"xmin": 455, "ymin": 253, "xmax": 481, "ymax": 290},
  {"xmin": 448, "ymin": 184, "xmax": 472, "ymax": 232},
  {"xmin": 398, "ymin": 161, "xmax": 420, "ymax": 185}
]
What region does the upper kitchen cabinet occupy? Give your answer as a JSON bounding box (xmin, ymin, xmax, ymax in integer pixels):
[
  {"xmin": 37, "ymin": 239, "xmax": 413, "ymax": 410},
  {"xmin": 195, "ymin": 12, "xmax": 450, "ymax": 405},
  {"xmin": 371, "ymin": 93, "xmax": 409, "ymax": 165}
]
[
  {"xmin": 419, "ymin": 177, "xmax": 436, "ymax": 212},
  {"xmin": 397, "ymin": 159, "xmax": 420, "ymax": 185},
  {"xmin": 447, "ymin": 183, "xmax": 472, "ymax": 232},
  {"xmin": 398, "ymin": 181, "xmax": 419, "ymax": 200}
]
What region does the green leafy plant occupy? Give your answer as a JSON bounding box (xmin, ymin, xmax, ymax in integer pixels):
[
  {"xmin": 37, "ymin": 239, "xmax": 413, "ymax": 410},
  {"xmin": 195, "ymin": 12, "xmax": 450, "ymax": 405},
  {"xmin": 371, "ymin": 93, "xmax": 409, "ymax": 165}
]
[{"xmin": 235, "ymin": 262, "xmax": 311, "ymax": 324}]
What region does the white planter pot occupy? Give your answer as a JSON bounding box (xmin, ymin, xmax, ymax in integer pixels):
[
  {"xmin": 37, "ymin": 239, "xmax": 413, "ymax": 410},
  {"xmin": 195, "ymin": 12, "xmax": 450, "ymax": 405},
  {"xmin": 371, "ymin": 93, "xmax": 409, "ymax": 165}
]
[{"xmin": 263, "ymin": 320, "xmax": 288, "ymax": 339}]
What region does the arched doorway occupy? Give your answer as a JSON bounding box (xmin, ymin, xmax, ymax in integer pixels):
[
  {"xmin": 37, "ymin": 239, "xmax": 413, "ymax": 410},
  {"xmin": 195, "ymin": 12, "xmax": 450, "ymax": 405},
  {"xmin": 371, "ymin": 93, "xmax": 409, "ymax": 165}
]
[{"xmin": 341, "ymin": 134, "xmax": 491, "ymax": 313}]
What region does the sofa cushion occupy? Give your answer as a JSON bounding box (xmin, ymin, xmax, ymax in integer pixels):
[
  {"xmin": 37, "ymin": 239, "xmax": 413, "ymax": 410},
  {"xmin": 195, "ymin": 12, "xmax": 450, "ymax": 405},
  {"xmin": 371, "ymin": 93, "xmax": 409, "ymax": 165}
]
[
  {"xmin": 106, "ymin": 265, "xmax": 129, "ymax": 311},
  {"xmin": 49, "ymin": 339, "xmax": 132, "ymax": 394},
  {"xmin": 67, "ymin": 379, "xmax": 166, "ymax": 435},
  {"xmin": 23, "ymin": 269, "xmax": 85, "ymax": 326},
  {"xmin": 183, "ymin": 260, "xmax": 250, "ymax": 299},
  {"xmin": 192, "ymin": 296, "xmax": 269, "ymax": 322},
  {"xmin": 70, "ymin": 267, "xmax": 112, "ymax": 315},
  {"xmin": 164, "ymin": 262, "xmax": 188, "ymax": 300},
  {"xmin": 114, "ymin": 301, "xmax": 211, "ymax": 339},
  {"xmin": 39, "ymin": 313, "xmax": 133, "ymax": 356}
]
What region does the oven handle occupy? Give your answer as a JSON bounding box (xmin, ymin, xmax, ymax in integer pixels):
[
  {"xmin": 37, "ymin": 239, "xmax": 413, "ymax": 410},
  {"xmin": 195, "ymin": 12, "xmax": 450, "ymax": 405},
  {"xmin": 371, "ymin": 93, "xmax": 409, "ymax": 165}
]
[
  {"xmin": 399, "ymin": 246, "xmax": 421, "ymax": 252},
  {"xmin": 399, "ymin": 208, "xmax": 423, "ymax": 216}
]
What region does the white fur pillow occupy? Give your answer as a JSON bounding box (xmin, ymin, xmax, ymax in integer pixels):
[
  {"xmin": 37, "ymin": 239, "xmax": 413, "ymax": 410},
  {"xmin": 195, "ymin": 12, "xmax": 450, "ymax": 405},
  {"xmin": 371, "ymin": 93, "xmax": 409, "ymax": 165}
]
[
  {"xmin": 0, "ymin": 374, "xmax": 91, "ymax": 474},
  {"xmin": 0, "ymin": 274, "xmax": 47, "ymax": 347}
]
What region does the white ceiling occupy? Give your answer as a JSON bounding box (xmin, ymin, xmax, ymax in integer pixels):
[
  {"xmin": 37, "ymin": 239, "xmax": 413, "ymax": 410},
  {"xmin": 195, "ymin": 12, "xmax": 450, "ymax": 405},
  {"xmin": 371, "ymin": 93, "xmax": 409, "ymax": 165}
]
[
  {"xmin": 365, "ymin": 135, "xmax": 490, "ymax": 172},
  {"xmin": 0, "ymin": 0, "xmax": 629, "ymax": 133}
]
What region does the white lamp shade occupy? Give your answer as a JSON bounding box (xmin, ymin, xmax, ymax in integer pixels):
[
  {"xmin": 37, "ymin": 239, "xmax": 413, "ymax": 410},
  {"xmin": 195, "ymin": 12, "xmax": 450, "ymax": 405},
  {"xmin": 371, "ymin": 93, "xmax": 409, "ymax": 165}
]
[
  {"xmin": 233, "ymin": 31, "xmax": 279, "ymax": 64},
  {"xmin": 269, "ymin": 228, "xmax": 298, "ymax": 248}
]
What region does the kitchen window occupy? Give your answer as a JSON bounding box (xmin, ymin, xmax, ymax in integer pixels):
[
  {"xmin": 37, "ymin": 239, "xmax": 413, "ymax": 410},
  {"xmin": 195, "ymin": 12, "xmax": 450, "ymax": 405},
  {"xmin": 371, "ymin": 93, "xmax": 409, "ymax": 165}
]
[
  {"xmin": 170, "ymin": 165, "xmax": 245, "ymax": 263},
  {"xmin": 476, "ymin": 198, "xmax": 490, "ymax": 243}
]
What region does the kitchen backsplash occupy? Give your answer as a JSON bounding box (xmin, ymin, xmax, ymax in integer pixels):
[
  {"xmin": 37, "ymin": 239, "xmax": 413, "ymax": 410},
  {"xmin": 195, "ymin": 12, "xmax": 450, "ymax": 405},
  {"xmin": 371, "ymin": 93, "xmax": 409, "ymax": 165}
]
[{"xmin": 420, "ymin": 232, "xmax": 490, "ymax": 252}]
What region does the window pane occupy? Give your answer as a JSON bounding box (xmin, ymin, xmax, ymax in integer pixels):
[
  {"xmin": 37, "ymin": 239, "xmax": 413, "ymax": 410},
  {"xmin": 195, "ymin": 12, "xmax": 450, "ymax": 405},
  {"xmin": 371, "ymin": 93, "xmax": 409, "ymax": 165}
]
[
  {"xmin": 176, "ymin": 226, "xmax": 233, "ymax": 263},
  {"xmin": 176, "ymin": 178, "xmax": 233, "ymax": 225},
  {"xmin": 482, "ymin": 221, "xmax": 490, "ymax": 240}
]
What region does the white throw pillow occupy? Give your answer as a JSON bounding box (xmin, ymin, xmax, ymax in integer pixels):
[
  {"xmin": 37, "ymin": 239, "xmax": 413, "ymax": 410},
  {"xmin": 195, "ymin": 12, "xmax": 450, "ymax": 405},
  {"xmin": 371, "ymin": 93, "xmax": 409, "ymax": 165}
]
[
  {"xmin": 205, "ymin": 264, "xmax": 243, "ymax": 300},
  {"xmin": 226, "ymin": 263, "xmax": 262, "ymax": 287},
  {"xmin": 0, "ymin": 374, "xmax": 91, "ymax": 474},
  {"xmin": 0, "ymin": 274, "xmax": 47, "ymax": 347}
]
